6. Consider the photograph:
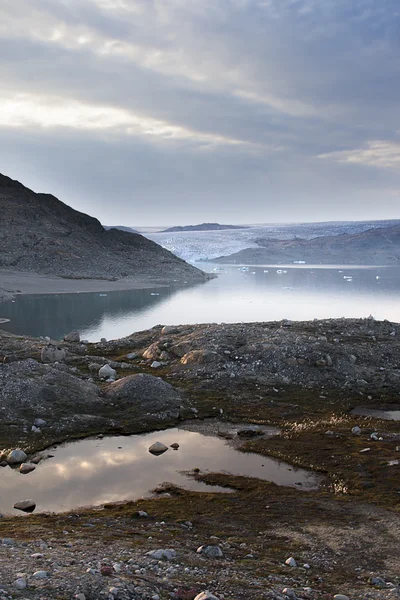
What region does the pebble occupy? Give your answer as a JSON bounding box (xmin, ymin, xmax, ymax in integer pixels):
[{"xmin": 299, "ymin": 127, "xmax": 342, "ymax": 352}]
[
  {"xmin": 19, "ymin": 463, "xmax": 36, "ymax": 474},
  {"xmin": 196, "ymin": 545, "xmax": 223, "ymax": 558},
  {"xmin": 146, "ymin": 549, "xmax": 176, "ymax": 561},
  {"xmin": 333, "ymin": 595, "xmax": 350, "ymax": 600},
  {"xmin": 148, "ymin": 442, "xmax": 168, "ymax": 455},
  {"xmin": 33, "ymin": 570, "xmax": 48, "ymax": 579},
  {"xmin": 194, "ymin": 593, "xmax": 219, "ymax": 600},
  {"xmin": 14, "ymin": 578, "xmax": 27, "ymax": 590},
  {"xmin": 351, "ymin": 426, "xmax": 361, "ymax": 435},
  {"xmin": 285, "ymin": 557, "xmax": 297, "ymax": 567}
]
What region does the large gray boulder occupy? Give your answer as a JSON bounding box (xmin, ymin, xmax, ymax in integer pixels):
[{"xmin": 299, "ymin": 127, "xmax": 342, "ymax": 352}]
[
  {"xmin": 7, "ymin": 449, "xmax": 27, "ymax": 465},
  {"xmin": 106, "ymin": 374, "xmax": 182, "ymax": 416}
]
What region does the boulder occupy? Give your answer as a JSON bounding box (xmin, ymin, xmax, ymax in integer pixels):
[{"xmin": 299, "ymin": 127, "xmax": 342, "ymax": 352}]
[
  {"xmin": 196, "ymin": 545, "xmax": 223, "ymax": 558},
  {"xmin": 106, "ymin": 374, "xmax": 182, "ymax": 415},
  {"xmin": 19, "ymin": 463, "xmax": 36, "ymax": 474},
  {"xmin": 143, "ymin": 342, "xmax": 161, "ymax": 360},
  {"xmin": 7, "ymin": 449, "xmax": 27, "ymax": 465},
  {"xmin": 14, "ymin": 499, "xmax": 36, "ymax": 513},
  {"xmin": 181, "ymin": 350, "xmax": 221, "ymax": 365},
  {"xmin": 99, "ymin": 364, "xmax": 117, "ymax": 380},
  {"xmin": 64, "ymin": 330, "xmax": 80, "ymax": 343},
  {"xmin": 161, "ymin": 326, "xmax": 179, "ymax": 335},
  {"xmin": 170, "ymin": 342, "xmax": 192, "ymax": 358},
  {"xmin": 194, "ymin": 593, "xmax": 219, "ymax": 600},
  {"xmin": 237, "ymin": 425, "xmax": 263, "ymax": 437},
  {"xmin": 41, "ymin": 345, "xmax": 67, "ymax": 363},
  {"xmin": 149, "ymin": 442, "xmax": 168, "ymax": 455}
]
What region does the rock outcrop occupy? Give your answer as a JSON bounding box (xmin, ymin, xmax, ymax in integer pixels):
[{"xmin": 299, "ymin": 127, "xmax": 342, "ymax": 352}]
[{"xmin": 0, "ymin": 173, "xmax": 208, "ymax": 282}]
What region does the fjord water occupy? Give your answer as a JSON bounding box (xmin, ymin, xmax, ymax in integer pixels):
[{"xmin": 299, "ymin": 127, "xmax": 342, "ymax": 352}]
[
  {"xmin": 0, "ymin": 429, "xmax": 319, "ymax": 515},
  {"xmin": 0, "ymin": 265, "xmax": 399, "ymax": 341}
]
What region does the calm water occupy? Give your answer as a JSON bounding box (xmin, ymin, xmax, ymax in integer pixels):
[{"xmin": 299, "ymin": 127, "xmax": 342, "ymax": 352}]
[
  {"xmin": 0, "ymin": 429, "xmax": 319, "ymax": 515},
  {"xmin": 0, "ymin": 265, "xmax": 399, "ymax": 341},
  {"xmin": 351, "ymin": 407, "xmax": 400, "ymax": 421}
]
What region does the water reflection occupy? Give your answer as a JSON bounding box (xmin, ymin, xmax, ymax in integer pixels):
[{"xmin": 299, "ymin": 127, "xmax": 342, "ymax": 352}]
[
  {"xmin": 0, "ymin": 266, "xmax": 399, "ymax": 341},
  {"xmin": 0, "ymin": 429, "xmax": 319, "ymax": 515},
  {"xmin": 351, "ymin": 407, "xmax": 400, "ymax": 421}
]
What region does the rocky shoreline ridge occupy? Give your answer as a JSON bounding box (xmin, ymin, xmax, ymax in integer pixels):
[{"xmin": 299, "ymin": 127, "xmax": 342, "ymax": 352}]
[{"xmin": 0, "ymin": 318, "xmax": 400, "ymax": 599}]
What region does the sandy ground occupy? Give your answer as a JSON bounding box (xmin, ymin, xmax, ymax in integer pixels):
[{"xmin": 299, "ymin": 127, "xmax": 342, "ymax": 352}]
[{"xmin": 0, "ymin": 270, "xmax": 187, "ymax": 297}]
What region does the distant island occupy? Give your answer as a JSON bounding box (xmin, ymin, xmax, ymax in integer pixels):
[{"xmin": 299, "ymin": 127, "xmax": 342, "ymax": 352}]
[{"xmin": 162, "ymin": 222, "xmax": 250, "ymax": 233}]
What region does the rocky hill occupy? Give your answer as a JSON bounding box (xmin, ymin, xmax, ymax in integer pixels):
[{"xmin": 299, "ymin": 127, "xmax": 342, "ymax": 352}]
[
  {"xmin": 212, "ymin": 223, "xmax": 400, "ymax": 265},
  {"xmin": 0, "ymin": 174, "xmax": 208, "ymax": 281},
  {"xmin": 163, "ymin": 222, "xmax": 250, "ymax": 232}
]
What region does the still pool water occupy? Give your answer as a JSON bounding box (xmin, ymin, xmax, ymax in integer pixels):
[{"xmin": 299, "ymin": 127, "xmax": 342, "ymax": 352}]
[
  {"xmin": 0, "ymin": 265, "xmax": 399, "ymax": 341},
  {"xmin": 0, "ymin": 428, "xmax": 320, "ymax": 515}
]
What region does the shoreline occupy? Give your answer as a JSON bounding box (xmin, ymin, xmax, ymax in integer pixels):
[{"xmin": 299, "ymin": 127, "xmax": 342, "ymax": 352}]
[{"xmin": 0, "ymin": 270, "xmax": 212, "ymax": 300}]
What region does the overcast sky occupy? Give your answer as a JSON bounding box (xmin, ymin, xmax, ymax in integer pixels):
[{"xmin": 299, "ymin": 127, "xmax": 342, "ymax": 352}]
[{"xmin": 1, "ymin": 0, "xmax": 399, "ymax": 226}]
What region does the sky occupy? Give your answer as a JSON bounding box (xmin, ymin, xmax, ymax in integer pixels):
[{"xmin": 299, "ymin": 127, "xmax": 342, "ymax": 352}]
[{"xmin": 0, "ymin": 0, "xmax": 399, "ymax": 226}]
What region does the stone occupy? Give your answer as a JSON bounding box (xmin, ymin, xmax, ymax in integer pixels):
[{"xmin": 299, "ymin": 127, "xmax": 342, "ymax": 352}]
[
  {"xmin": 149, "ymin": 442, "xmax": 168, "ymax": 455},
  {"xmin": 64, "ymin": 330, "xmax": 80, "ymax": 343},
  {"xmin": 19, "ymin": 463, "xmax": 36, "ymax": 474},
  {"xmin": 75, "ymin": 594, "xmax": 86, "ymax": 600},
  {"xmin": 14, "ymin": 578, "xmax": 27, "ymax": 590},
  {"xmin": 181, "ymin": 350, "xmax": 221, "ymax": 365},
  {"xmin": 285, "ymin": 557, "xmax": 297, "ymax": 567},
  {"xmin": 99, "ymin": 364, "xmax": 117, "ymax": 380},
  {"xmin": 170, "ymin": 443, "xmax": 180, "ymax": 449},
  {"xmin": 146, "ymin": 548, "xmax": 176, "ymax": 561},
  {"xmin": 126, "ymin": 352, "xmax": 137, "ymax": 359},
  {"xmin": 101, "ymin": 565, "xmax": 114, "ymax": 576},
  {"xmin": 161, "ymin": 326, "xmax": 179, "ymax": 335},
  {"xmin": 7, "ymin": 449, "xmax": 27, "ymax": 464},
  {"xmin": 13, "ymin": 500, "xmax": 36, "ymax": 513},
  {"xmin": 33, "ymin": 570, "xmax": 48, "ymax": 579},
  {"xmin": 34, "ymin": 418, "xmax": 47, "ymax": 427},
  {"xmin": 143, "ymin": 342, "xmax": 161, "ymax": 360},
  {"xmin": 106, "ymin": 373, "xmax": 182, "ymax": 416},
  {"xmin": 194, "ymin": 593, "xmax": 219, "ymax": 600},
  {"xmin": 31, "ymin": 425, "xmax": 41, "ymax": 433},
  {"xmin": 41, "ymin": 345, "xmax": 67, "ymax": 363},
  {"xmin": 196, "ymin": 545, "xmax": 223, "ymax": 558},
  {"xmin": 333, "ymin": 596, "xmax": 350, "ymax": 600},
  {"xmin": 151, "ymin": 361, "xmax": 162, "ymax": 368},
  {"xmin": 351, "ymin": 426, "xmax": 361, "ymax": 435},
  {"xmin": 170, "ymin": 342, "xmax": 193, "ymax": 358},
  {"xmin": 282, "ymin": 589, "xmax": 297, "ymax": 599},
  {"xmin": 237, "ymin": 425, "xmax": 263, "ymax": 437},
  {"xmin": 109, "ymin": 587, "xmax": 119, "ymax": 598}
]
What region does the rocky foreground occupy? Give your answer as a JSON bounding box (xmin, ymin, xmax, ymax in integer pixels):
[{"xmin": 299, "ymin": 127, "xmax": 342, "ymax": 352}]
[{"xmin": 0, "ymin": 318, "xmax": 400, "ymax": 599}]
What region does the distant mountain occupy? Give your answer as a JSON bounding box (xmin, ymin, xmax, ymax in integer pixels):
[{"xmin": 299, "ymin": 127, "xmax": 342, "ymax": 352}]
[
  {"xmin": 103, "ymin": 225, "xmax": 139, "ymax": 234},
  {"xmin": 0, "ymin": 174, "xmax": 208, "ymax": 282},
  {"xmin": 163, "ymin": 222, "xmax": 250, "ymax": 233},
  {"xmin": 211, "ymin": 223, "xmax": 400, "ymax": 265}
]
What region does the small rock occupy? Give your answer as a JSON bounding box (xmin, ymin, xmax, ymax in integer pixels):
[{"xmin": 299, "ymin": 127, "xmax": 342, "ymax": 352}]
[
  {"xmin": 99, "ymin": 364, "xmax": 117, "ymax": 380},
  {"xmin": 33, "ymin": 570, "xmax": 48, "ymax": 579},
  {"xmin": 101, "ymin": 565, "xmax": 114, "ymax": 576},
  {"xmin": 285, "ymin": 557, "xmax": 297, "ymax": 567},
  {"xmin": 41, "ymin": 345, "xmax": 67, "ymax": 363},
  {"xmin": 149, "ymin": 442, "xmax": 168, "ymax": 455},
  {"xmin": 75, "ymin": 594, "xmax": 86, "ymax": 600},
  {"xmin": 126, "ymin": 352, "xmax": 137, "ymax": 359},
  {"xmin": 237, "ymin": 425, "xmax": 262, "ymax": 437},
  {"xmin": 146, "ymin": 549, "xmax": 176, "ymax": 561},
  {"xmin": 7, "ymin": 449, "xmax": 27, "ymax": 465},
  {"xmin": 109, "ymin": 586, "xmax": 119, "ymax": 598},
  {"xmin": 64, "ymin": 330, "xmax": 80, "ymax": 343},
  {"xmin": 151, "ymin": 361, "xmax": 161, "ymax": 368},
  {"xmin": 13, "ymin": 500, "xmax": 36, "ymax": 513},
  {"xmin": 31, "ymin": 425, "xmax": 42, "ymax": 433},
  {"xmin": 170, "ymin": 443, "xmax": 180, "ymax": 449},
  {"xmin": 351, "ymin": 426, "xmax": 361, "ymax": 435},
  {"xmin": 194, "ymin": 593, "xmax": 219, "ymax": 600},
  {"xmin": 196, "ymin": 545, "xmax": 223, "ymax": 558},
  {"xmin": 282, "ymin": 589, "xmax": 297, "ymax": 599},
  {"xmin": 333, "ymin": 595, "xmax": 350, "ymax": 600},
  {"xmin": 14, "ymin": 578, "xmax": 27, "ymax": 590},
  {"xmin": 19, "ymin": 463, "xmax": 36, "ymax": 474}
]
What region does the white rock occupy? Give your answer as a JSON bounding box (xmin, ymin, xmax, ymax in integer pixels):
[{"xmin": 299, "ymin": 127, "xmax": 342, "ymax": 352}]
[
  {"xmin": 14, "ymin": 577, "xmax": 27, "ymax": 590},
  {"xmin": 146, "ymin": 549, "xmax": 176, "ymax": 561},
  {"xmin": 126, "ymin": 352, "xmax": 137, "ymax": 359},
  {"xmin": 333, "ymin": 595, "xmax": 350, "ymax": 600},
  {"xmin": 33, "ymin": 570, "xmax": 48, "ymax": 579},
  {"xmin": 151, "ymin": 361, "xmax": 161, "ymax": 368},
  {"xmin": 196, "ymin": 545, "xmax": 223, "ymax": 558},
  {"xmin": 351, "ymin": 426, "xmax": 361, "ymax": 435},
  {"xmin": 285, "ymin": 557, "xmax": 297, "ymax": 567},
  {"xmin": 194, "ymin": 593, "xmax": 219, "ymax": 600},
  {"xmin": 19, "ymin": 463, "xmax": 36, "ymax": 474},
  {"xmin": 148, "ymin": 442, "xmax": 168, "ymax": 455},
  {"xmin": 31, "ymin": 426, "xmax": 42, "ymax": 433},
  {"xmin": 34, "ymin": 418, "xmax": 47, "ymax": 427},
  {"xmin": 7, "ymin": 449, "xmax": 27, "ymax": 464},
  {"xmin": 99, "ymin": 364, "xmax": 117, "ymax": 379},
  {"xmin": 75, "ymin": 594, "xmax": 86, "ymax": 600}
]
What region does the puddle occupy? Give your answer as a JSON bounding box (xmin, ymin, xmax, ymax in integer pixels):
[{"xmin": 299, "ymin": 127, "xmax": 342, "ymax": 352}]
[
  {"xmin": 0, "ymin": 428, "xmax": 319, "ymax": 515},
  {"xmin": 351, "ymin": 407, "xmax": 400, "ymax": 421}
]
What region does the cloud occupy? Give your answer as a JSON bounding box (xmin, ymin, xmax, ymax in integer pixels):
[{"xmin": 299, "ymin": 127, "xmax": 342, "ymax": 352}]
[{"xmin": 0, "ymin": 0, "xmax": 399, "ymax": 224}]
